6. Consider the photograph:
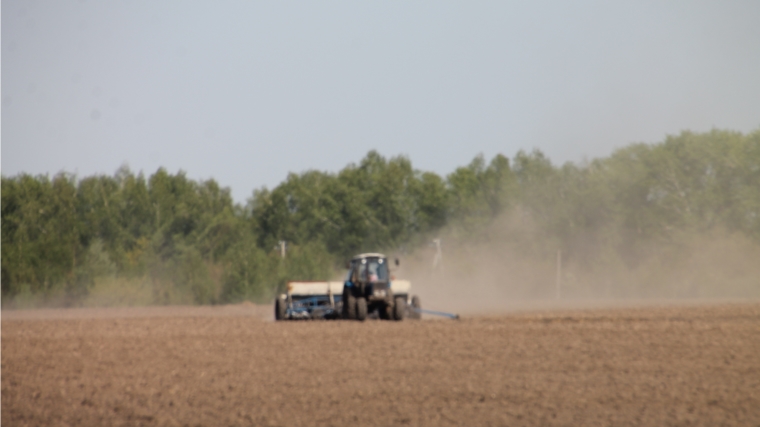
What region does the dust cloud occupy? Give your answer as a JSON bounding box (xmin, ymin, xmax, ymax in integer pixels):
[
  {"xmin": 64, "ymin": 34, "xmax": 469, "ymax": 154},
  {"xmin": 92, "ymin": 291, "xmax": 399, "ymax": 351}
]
[{"xmin": 394, "ymin": 212, "xmax": 760, "ymax": 315}]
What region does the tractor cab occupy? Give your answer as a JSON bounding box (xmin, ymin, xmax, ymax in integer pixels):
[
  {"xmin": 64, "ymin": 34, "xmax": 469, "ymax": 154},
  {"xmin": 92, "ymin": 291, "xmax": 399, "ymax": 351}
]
[{"xmin": 346, "ymin": 253, "xmax": 390, "ymax": 285}]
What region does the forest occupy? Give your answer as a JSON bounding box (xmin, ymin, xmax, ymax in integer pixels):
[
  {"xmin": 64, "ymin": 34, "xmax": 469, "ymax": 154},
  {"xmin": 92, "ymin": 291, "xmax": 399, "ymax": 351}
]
[{"xmin": 2, "ymin": 129, "xmax": 759, "ymax": 307}]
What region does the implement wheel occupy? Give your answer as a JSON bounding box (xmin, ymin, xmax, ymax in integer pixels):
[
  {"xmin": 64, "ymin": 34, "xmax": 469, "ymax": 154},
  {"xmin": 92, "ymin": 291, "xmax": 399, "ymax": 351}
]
[
  {"xmin": 275, "ymin": 298, "xmax": 287, "ymax": 321},
  {"xmin": 356, "ymin": 297, "xmax": 368, "ymax": 321},
  {"xmin": 393, "ymin": 296, "xmax": 406, "ymax": 321},
  {"xmin": 408, "ymin": 295, "xmax": 421, "ymax": 320},
  {"xmin": 342, "ymin": 287, "xmax": 356, "ymax": 320}
]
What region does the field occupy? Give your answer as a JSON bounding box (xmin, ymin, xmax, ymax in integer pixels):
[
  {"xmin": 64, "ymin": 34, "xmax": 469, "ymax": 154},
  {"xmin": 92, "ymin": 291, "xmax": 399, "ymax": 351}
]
[{"xmin": 2, "ymin": 302, "xmax": 759, "ymax": 426}]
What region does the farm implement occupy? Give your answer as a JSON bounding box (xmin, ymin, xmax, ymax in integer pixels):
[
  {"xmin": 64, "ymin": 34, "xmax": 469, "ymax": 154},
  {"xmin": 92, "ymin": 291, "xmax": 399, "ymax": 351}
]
[{"xmin": 274, "ymin": 252, "xmax": 457, "ymax": 321}]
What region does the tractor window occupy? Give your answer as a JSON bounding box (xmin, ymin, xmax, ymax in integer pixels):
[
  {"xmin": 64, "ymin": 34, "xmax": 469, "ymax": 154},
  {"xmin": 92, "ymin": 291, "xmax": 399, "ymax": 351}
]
[
  {"xmin": 346, "ymin": 263, "xmax": 360, "ymax": 281},
  {"xmin": 346, "ymin": 258, "xmax": 389, "ymax": 282},
  {"xmin": 367, "ymin": 259, "xmax": 388, "ymax": 282}
]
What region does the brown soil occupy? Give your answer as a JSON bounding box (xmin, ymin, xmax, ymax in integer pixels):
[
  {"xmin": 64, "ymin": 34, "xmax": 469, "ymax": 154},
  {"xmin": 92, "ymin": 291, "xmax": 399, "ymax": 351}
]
[{"xmin": 2, "ymin": 302, "xmax": 759, "ymax": 426}]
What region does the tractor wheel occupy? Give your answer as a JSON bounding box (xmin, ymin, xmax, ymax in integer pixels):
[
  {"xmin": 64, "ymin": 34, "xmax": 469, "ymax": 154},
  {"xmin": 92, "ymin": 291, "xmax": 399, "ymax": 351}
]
[
  {"xmin": 356, "ymin": 297, "xmax": 368, "ymax": 321},
  {"xmin": 275, "ymin": 297, "xmax": 287, "ymax": 321},
  {"xmin": 409, "ymin": 295, "xmax": 421, "ymax": 320},
  {"xmin": 343, "ymin": 288, "xmax": 356, "ymax": 320},
  {"xmin": 393, "ymin": 296, "xmax": 406, "ymax": 321}
]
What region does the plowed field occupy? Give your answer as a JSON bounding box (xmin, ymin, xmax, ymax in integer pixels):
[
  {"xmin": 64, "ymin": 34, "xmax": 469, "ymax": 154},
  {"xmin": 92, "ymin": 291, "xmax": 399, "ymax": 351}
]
[{"xmin": 3, "ymin": 302, "xmax": 759, "ymax": 426}]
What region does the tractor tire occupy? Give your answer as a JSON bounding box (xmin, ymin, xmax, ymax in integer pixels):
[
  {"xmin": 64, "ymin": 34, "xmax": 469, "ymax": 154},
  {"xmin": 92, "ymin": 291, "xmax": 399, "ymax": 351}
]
[
  {"xmin": 356, "ymin": 297, "xmax": 368, "ymax": 321},
  {"xmin": 409, "ymin": 295, "xmax": 421, "ymax": 320},
  {"xmin": 342, "ymin": 288, "xmax": 356, "ymax": 320},
  {"xmin": 275, "ymin": 298, "xmax": 287, "ymax": 321},
  {"xmin": 393, "ymin": 296, "xmax": 406, "ymax": 321}
]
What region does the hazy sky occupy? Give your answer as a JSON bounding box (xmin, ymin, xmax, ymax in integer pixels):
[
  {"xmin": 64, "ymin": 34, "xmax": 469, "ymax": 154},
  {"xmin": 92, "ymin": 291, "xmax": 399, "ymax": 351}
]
[{"xmin": 3, "ymin": 1, "xmax": 759, "ymax": 202}]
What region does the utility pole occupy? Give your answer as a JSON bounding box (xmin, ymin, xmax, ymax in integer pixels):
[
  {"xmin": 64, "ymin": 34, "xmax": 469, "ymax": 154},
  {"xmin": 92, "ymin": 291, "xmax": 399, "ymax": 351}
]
[
  {"xmin": 278, "ymin": 240, "xmax": 287, "ymax": 259},
  {"xmin": 431, "ymin": 238, "xmax": 442, "ymax": 271}
]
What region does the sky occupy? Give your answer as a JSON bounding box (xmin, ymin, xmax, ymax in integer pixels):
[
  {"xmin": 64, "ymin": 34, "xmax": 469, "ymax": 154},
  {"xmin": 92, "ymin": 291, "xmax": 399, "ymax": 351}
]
[{"xmin": 3, "ymin": 1, "xmax": 759, "ymax": 203}]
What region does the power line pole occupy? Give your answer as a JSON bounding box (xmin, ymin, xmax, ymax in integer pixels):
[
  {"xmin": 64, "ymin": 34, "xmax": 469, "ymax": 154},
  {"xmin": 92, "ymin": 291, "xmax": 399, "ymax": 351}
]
[{"xmin": 431, "ymin": 238, "xmax": 442, "ymax": 271}]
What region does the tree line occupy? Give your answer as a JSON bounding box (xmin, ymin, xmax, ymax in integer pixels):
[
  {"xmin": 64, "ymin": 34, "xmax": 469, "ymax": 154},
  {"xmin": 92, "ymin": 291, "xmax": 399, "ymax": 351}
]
[{"xmin": 2, "ymin": 129, "xmax": 758, "ymax": 306}]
